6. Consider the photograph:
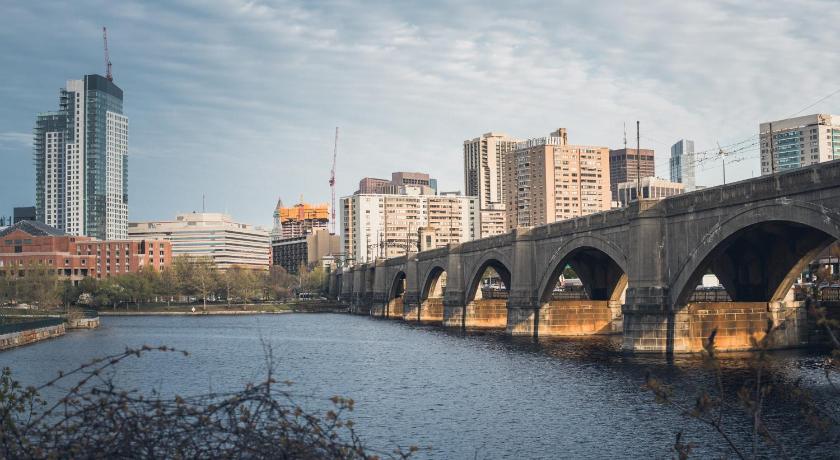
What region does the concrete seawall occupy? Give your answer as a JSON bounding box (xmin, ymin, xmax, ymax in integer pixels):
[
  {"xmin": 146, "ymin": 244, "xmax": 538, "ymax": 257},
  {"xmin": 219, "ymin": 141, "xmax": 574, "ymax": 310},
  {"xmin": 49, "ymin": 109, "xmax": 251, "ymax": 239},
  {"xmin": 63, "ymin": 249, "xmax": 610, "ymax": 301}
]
[{"xmin": 0, "ymin": 323, "xmax": 66, "ymax": 351}]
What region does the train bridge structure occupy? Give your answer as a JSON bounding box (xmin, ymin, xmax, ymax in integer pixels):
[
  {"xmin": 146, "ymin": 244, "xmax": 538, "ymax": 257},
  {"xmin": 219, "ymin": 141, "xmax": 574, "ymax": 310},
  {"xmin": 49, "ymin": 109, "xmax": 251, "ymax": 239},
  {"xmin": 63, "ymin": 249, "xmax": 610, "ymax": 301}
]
[{"xmin": 329, "ymin": 161, "xmax": 840, "ymax": 353}]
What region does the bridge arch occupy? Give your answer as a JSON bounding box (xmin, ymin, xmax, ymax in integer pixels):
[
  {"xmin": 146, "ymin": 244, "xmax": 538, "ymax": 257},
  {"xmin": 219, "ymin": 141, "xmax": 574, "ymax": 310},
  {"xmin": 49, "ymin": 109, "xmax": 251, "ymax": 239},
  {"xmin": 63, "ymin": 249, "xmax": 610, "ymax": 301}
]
[
  {"xmin": 464, "ymin": 250, "xmax": 513, "ymax": 304},
  {"xmin": 417, "ymin": 265, "xmax": 447, "ymax": 323},
  {"xmin": 385, "ymin": 270, "xmax": 407, "ymax": 318},
  {"xmin": 671, "ymin": 202, "xmax": 840, "ymax": 308},
  {"xmin": 536, "ymin": 235, "xmax": 629, "ymax": 304}
]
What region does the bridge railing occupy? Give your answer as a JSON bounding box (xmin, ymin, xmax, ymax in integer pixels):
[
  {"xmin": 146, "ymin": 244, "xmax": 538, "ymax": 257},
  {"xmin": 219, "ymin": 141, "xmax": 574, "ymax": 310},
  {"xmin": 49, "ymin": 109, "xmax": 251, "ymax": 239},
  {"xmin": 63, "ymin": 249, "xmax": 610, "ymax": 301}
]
[
  {"xmin": 480, "ymin": 289, "xmax": 509, "ymax": 299},
  {"xmin": 688, "ymin": 289, "xmax": 731, "ymax": 302}
]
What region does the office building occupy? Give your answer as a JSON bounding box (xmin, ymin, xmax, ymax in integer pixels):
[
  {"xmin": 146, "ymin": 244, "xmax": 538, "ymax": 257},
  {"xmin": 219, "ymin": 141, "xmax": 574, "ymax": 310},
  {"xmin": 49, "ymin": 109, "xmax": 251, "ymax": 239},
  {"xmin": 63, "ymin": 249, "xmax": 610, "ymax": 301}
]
[
  {"xmin": 342, "ymin": 192, "xmax": 478, "ymax": 264},
  {"xmin": 270, "ymin": 199, "xmax": 329, "ymax": 241},
  {"xmin": 128, "ymin": 212, "xmax": 270, "ymax": 270},
  {"xmin": 616, "ymin": 177, "xmax": 685, "ymax": 207},
  {"xmin": 13, "ymin": 207, "xmax": 36, "ymax": 224},
  {"xmin": 504, "ymin": 129, "xmax": 610, "ymax": 229},
  {"xmin": 271, "ymin": 228, "xmax": 340, "ymax": 274},
  {"xmin": 464, "ymin": 132, "xmax": 519, "ymax": 237},
  {"xmin": 760, "ymin": 114, "xmax": 840, "ymax": 175},
  {"xmin": 356, "ymin": 172, "xmax": 437, "ymax": 196},
  {"xmin": 35, "ymin": 74, "xmax": 129, "ymax": 240},
  {"xmin": 0, "ymin": 220, "xmax": 171, "ymax": 283},
  {"xmin": 669, "ymin": 139, "xmax": 696, "ymax": 192},
  {"xmin": 608, "ymin": 147, "xmax": 655, "ymax": 202}
]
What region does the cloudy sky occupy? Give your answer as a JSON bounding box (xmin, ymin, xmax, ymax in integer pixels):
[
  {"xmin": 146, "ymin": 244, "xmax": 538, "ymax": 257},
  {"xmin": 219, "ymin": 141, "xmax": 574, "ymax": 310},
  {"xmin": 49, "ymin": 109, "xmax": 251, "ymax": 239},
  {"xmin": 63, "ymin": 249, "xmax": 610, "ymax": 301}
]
[{"xmin": 1, "ymin": 0, "xmax": 839, "ymax": 227}]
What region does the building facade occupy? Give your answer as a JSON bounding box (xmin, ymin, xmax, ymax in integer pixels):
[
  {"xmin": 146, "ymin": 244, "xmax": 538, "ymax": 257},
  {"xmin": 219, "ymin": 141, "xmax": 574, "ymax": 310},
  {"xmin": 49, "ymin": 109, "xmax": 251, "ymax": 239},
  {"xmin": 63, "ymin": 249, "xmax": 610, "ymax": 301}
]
[
  {"xmin": 13, "ymin": 207, "xmax": 36, "ymax": 224},
  {"xmin": 34, "ymin": 74, "xmax": 129, "ymax": 240},
  {"xmin": 357, "ymin": 172, "xmax": 437, "ymax": 196},
  {"xmin": 504, "ymin": 129, "xmax": 610, "ymax": 229},
  {"xmin": 271, "ymin": 228, "xmax": 340, "ymax": 274},
  {"xmin": 128, "ymin": 213, "xmax": 270, "ymax": 270},
  {"xmin": 341, "ymin": 192, "xmax": 478, "ymax": 264},
  {"xmin": 760, "ymin": 114, "xmax": 840, "ymax": 175},
  {"xmin": 669, "ymin": 139, "xmax": 696, "ymax": 192},
  {"xmin": 608, "ymin": 147, "xmax": 655, "ymax": 202},
  {"xmin": 0, "ymin": 220, "xmax": 171, "ymax": 283},
  {"xmin": 616, "ymin": 177, "xmax": 685, "ymax": 207},
  {"xmin": 463, "ymin": 132, "xmax": 519, "ymax": 237},
  {"xmin": 270, "ymin": 199, "xmax": 329, "ymax": 241}
]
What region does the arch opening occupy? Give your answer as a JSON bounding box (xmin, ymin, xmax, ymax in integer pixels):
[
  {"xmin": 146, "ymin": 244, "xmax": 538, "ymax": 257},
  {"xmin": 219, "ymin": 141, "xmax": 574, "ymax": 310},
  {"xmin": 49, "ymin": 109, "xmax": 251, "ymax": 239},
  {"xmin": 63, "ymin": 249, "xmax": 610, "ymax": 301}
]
[
  {"xmin": 537, "ymin": 246, "xmax": 627, "ymax": 336},
  {"xmin": 673, "ymin": 220, "xmax": 838, "ymax": 351},
  {"xmin": 461, "ymin": 259, "xmax": 511, "ymax": 329},
  {"xmin": 385, "ymin": 271, "xmax": 407, "ymax": 319},
  {"xmin": 417, "ymin": 266, "xmax": 446, "ymax": 323}
]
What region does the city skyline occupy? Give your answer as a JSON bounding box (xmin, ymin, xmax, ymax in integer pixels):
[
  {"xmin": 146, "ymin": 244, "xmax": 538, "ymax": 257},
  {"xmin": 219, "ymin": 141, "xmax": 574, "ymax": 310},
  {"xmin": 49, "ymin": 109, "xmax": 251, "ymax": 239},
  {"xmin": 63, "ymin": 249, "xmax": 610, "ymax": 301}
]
[{"xmin": 2, "ymin": 1, "xmax": 840, "ymax": 228}]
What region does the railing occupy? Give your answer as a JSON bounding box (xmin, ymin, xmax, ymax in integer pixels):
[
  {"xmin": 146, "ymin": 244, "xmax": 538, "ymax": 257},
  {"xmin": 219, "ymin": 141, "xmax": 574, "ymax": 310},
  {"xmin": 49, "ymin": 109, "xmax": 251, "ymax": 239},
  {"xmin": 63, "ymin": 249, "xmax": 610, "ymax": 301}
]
[
  {"xmin": 0, "ymin": 317, "xmax": 64, "ymax": 335},
  {"xmin": 480, "ymin": 289, "xmax": 509, "ymax": 299},
  {"xmin": 82, "ymin": 309, "xmax": 99, "ymax": 319},
  {"xmin": 550, "ymin": 289, "xmax": 588, "ymax": 300},
  {"xmin": 688, "ymin": 289, "xmax": 731, "ymax": 302}
]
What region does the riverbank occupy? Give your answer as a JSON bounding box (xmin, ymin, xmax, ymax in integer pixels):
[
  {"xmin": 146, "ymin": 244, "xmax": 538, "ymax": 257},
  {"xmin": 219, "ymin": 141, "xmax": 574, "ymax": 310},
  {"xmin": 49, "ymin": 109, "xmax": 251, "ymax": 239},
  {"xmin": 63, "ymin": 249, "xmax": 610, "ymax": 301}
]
[
  {"xmin": 96, "ymin": 301, "xmax": 348, "ymax": 316},
  {"xmin": 0, "ymin": 318, "xmax": 66, "ymax": 351}
]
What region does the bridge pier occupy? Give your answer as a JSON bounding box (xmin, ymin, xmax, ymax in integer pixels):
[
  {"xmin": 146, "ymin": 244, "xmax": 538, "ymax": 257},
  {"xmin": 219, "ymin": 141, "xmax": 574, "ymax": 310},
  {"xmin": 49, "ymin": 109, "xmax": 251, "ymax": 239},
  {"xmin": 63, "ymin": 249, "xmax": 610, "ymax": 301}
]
[{"xmin": 442, "ymin": 301, "xmax": 465, "ymax": 328}]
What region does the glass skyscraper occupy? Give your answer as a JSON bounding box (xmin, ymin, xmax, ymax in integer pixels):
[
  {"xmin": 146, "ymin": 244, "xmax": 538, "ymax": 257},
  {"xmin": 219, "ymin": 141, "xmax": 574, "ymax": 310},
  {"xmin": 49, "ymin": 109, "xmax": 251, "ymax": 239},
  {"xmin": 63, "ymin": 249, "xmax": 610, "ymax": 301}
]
[
  {"xmin": 34, "ymin": 74, "xmax": 128, "ymax": 239},
  {"xmin": 669, "ymin": 139, "xmax": 696, "ymax": 192}
]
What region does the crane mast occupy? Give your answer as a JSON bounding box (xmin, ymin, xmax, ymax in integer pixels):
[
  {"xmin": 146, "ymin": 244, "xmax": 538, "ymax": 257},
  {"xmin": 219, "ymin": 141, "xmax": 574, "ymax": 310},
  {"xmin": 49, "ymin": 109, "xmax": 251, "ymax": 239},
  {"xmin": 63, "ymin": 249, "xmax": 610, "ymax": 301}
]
[
  {"xmin": 103, "ymin": 26, "xmax": 113, "ymax": 81},
  {"xmin": 329, "ymin": 127, "xmax": 339, "ymax": 234}
]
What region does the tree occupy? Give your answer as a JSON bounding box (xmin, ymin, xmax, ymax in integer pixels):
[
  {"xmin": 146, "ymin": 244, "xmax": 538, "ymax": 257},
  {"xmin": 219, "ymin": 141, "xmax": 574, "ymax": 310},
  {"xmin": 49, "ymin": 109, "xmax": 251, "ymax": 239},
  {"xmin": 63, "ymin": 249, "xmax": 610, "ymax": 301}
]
[{"xmin": 174, "ymin": 255, "xmax": 218, "ymax": 311}]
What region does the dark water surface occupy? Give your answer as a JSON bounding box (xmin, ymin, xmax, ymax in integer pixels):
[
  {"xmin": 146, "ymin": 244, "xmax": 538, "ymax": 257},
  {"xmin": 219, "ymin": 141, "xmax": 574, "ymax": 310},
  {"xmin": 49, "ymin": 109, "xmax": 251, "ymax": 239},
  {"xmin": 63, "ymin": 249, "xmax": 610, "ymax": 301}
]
[{"xmin": 2, "ymin": 314, "xmax": 836, "ymax": 458}]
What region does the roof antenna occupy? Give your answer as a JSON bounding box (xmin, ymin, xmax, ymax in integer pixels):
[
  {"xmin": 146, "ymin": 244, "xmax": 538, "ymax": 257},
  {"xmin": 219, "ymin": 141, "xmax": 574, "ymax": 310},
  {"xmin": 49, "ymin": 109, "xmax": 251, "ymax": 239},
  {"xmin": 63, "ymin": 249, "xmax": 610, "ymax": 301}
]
[{"xmin": 103, "ymin": 26, "xmax": 113, "ymax": 81}]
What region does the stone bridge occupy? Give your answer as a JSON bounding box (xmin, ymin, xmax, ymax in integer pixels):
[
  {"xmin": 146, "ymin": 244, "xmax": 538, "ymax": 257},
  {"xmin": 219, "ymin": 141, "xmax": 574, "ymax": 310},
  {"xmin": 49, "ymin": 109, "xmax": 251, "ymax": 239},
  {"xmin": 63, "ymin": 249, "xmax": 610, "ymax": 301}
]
[{"xmin": 329, "ymin": 160, "xmax": 840, "ymax": 353}]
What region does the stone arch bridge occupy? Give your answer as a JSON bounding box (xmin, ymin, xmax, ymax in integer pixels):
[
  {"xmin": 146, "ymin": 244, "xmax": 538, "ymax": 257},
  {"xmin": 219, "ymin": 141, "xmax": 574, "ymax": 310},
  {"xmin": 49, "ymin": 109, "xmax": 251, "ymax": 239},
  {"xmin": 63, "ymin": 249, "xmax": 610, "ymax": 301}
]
[{"xmin": 329, "ymin": 161, "xmax": 840, "ymax": 353}]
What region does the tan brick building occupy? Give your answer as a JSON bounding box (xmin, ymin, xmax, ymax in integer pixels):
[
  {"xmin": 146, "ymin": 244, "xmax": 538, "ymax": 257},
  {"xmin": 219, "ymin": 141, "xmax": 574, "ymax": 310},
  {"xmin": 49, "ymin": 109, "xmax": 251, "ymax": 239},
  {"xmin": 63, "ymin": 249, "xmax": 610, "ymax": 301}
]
[{"xmin": 504, "ymin": 128, "xmax": 611, "ymax": 229}]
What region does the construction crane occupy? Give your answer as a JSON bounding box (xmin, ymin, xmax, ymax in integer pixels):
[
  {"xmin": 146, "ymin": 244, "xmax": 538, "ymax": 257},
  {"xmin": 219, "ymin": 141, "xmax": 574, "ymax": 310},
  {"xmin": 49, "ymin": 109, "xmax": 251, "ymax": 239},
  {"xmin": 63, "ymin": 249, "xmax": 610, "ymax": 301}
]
[
  {"xmin": 329, "ymin": 127, "xmax": 339, "ymax": 234},
  {"xmin": 103, "ymin": 26, "xmax": 113, "ymax": 81}
]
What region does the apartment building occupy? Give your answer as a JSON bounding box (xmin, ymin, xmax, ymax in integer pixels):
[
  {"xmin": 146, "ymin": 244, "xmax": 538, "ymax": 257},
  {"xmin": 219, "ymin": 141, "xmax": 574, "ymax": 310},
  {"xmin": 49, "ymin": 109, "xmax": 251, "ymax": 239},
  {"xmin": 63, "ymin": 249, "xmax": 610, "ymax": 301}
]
[
  {"xmin": 463, "ymin": 132, "xmax": 519, "ymax": 236},
  {"xmin": 341, "ymin": 192, "xmax": 478, "ymax": 264},
  {"xmin": 608, "ymin": 147, "xmax": 655, "ymax": 202},
  {"xmin": 504, "ymin": 129, "xmax": 610, "ymax": 229}
]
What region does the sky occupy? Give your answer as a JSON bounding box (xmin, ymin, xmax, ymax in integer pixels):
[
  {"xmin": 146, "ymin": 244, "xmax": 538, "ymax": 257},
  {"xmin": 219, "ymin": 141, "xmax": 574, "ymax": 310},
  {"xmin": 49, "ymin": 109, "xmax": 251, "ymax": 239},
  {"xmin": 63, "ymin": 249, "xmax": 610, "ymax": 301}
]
[{"xmin": 1, "ymin": 0, "xmax": 839, "ymax": 228}]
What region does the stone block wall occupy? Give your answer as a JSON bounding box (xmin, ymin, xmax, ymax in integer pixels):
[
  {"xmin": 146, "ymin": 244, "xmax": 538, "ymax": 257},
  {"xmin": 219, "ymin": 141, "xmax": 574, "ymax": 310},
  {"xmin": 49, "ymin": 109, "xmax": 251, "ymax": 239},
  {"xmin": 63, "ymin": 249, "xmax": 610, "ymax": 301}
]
[
  {"xmin": 464, "ymin": 299, "xmax": 507, "ymax": 328},
  {"xmin": 0, "ymin": 323, "xmax": 65, "ymax": 351},
  {"xmin": 419, "ymin": 298, "xmax": 444, "ymax": 323},
  {"xmin": 539, "ymin": 300, "xmax": 615, "ymax": 336}
]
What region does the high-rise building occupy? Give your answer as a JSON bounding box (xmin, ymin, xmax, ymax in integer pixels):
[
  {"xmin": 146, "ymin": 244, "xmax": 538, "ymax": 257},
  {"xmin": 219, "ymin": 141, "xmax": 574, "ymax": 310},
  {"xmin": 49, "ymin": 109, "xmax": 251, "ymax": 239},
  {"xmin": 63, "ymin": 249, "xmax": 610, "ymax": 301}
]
[
  {"xmin": 128, "ymin": 213, "xmax": 270, "ymax": 270},
  {"xmin": 760, "ymin": 114, "xmax": 840, "ymax": 175},
  {"xmin": 13, "ymin": 207, "xmax": 36, "ymax": 224},
  {"xmin": 463, "ymin": 132, "xmax": 519, "ymax": 237},
  {"xmin": 608, "ymin": 147, "xmax": 655, "ymax": 202},
  {"xmin": 616, "ymin": 177, "xmax": 685, "ymax": 207},
  {"xmin": 270, "ymin": 199, "xmax": 330, "ymax": 241},
  {"xmin": 341, "ymin": 192, "xmax": 478, "ymax": 264},
  {"xmin": 271, "ymin": 228, "xmax": 340, "ymax": 274},
  {"xmin": 34, "ymin": 74, "xmax": 129, "ymax": 240},
  {"xmin": 503, "ymin": 129, "xmax": 610, "ymax": 229},
  {"xmin": 669, "ymin": 139, "xmax": 696, "ymax": 192}
]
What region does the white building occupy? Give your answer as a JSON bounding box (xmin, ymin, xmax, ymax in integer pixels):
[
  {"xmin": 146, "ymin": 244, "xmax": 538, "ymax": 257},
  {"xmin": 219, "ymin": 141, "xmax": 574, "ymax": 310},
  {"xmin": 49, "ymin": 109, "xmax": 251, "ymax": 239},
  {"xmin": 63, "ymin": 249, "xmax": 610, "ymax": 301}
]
[
  {"xmin": 341, "ymin": 191, "xmax": 479, "ymax": 265},
  {"xmin": 669, "ymin": 139, "xmax": 696, "ymax": 192},
  {"xmin": 463, "ymin": 132, "xmax": 519, "ymax": 237},
  {"xmin": 128, "ymin": 212, "xmax": 270, "ymax": 270},
  {"xmin": 760, "ymin": 114, "xmax": 840, "ymax": 175},
  {"xmin": 616, "ymin": 177, "xmax": 685, "ymax": 207}
]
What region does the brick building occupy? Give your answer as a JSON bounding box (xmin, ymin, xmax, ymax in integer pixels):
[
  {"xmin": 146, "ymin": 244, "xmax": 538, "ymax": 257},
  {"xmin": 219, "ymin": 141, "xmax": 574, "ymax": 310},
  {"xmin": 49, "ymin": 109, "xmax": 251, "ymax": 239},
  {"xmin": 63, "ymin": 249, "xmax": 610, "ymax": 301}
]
[{"xmin": 0, "ymin": 220, "xmax": 171, "ymax": 284}]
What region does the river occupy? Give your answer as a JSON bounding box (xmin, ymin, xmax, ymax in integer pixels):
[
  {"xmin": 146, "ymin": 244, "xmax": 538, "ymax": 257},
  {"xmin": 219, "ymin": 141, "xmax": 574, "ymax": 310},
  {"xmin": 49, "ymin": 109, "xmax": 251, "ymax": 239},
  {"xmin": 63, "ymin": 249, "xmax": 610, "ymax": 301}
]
[{"xmin": 2, "ymin": 314, "xmax": 836, "ymax": 458}]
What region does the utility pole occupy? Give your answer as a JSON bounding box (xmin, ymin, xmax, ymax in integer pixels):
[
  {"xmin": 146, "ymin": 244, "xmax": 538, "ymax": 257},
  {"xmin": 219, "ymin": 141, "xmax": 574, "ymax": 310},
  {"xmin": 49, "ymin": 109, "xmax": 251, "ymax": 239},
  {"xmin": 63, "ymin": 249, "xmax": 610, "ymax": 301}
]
[
  {"xmin": 717, "ymin": 142, "xmax": 727, "ymax": 185},
  {"xmin": 636, "ymin": 121, "xmax": 641, "ymax": 201}
]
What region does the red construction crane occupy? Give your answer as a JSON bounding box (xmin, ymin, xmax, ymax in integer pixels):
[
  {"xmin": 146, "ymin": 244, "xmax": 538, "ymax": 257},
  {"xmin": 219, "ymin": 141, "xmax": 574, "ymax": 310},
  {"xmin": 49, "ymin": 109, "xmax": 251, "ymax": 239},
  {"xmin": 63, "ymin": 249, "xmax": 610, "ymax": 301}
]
[
  {"xmin": 103, "ymin": 26, "xmax": 113, "ymax": 81},
  {"xmin": 329, "ymin": 127, "xmax": 339, "ymax": 234}
]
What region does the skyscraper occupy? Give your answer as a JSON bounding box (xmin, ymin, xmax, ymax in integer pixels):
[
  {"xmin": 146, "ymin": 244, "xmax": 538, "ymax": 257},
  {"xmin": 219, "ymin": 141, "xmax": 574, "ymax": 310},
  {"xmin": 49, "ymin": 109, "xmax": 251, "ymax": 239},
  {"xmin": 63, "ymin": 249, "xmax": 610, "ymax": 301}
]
[
  {"xmin": 759, "ymin": 114, "xmax": 840, "ymax": 175},
  {"xmin": 35, "ymin": 74, "xmax": 128, "ymax": 240},
  {"xmin": 669, "ymin": 139, "xmax": 696, "ymax": 191},
  {"xmin": 463, "ymin": 132, "xmax": 518, "ymax": 236}
]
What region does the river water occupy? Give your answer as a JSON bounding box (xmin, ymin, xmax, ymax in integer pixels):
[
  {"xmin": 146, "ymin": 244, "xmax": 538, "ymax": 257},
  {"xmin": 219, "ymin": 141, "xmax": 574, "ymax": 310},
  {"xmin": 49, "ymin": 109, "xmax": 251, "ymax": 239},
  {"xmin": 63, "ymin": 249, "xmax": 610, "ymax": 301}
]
[{"xmin": 2, "ymin": 314, "xmax": 837, "ymax": 458}]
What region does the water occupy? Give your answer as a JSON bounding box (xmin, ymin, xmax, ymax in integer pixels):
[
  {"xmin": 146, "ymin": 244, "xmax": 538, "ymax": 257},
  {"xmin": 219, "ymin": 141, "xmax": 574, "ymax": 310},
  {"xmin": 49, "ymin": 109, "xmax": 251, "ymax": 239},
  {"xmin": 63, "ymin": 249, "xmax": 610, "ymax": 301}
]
[{"xmin": 2, "ymin": 314, "xmax": 837, "ymax": 458}]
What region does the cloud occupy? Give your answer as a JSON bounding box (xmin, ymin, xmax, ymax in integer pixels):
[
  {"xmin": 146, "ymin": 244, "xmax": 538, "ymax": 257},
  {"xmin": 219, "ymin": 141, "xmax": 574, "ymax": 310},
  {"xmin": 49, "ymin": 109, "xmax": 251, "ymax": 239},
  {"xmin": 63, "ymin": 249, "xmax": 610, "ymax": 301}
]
[{"xmin": 1, "ymin": 0, "xmax": 839, "ymax": 225}]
